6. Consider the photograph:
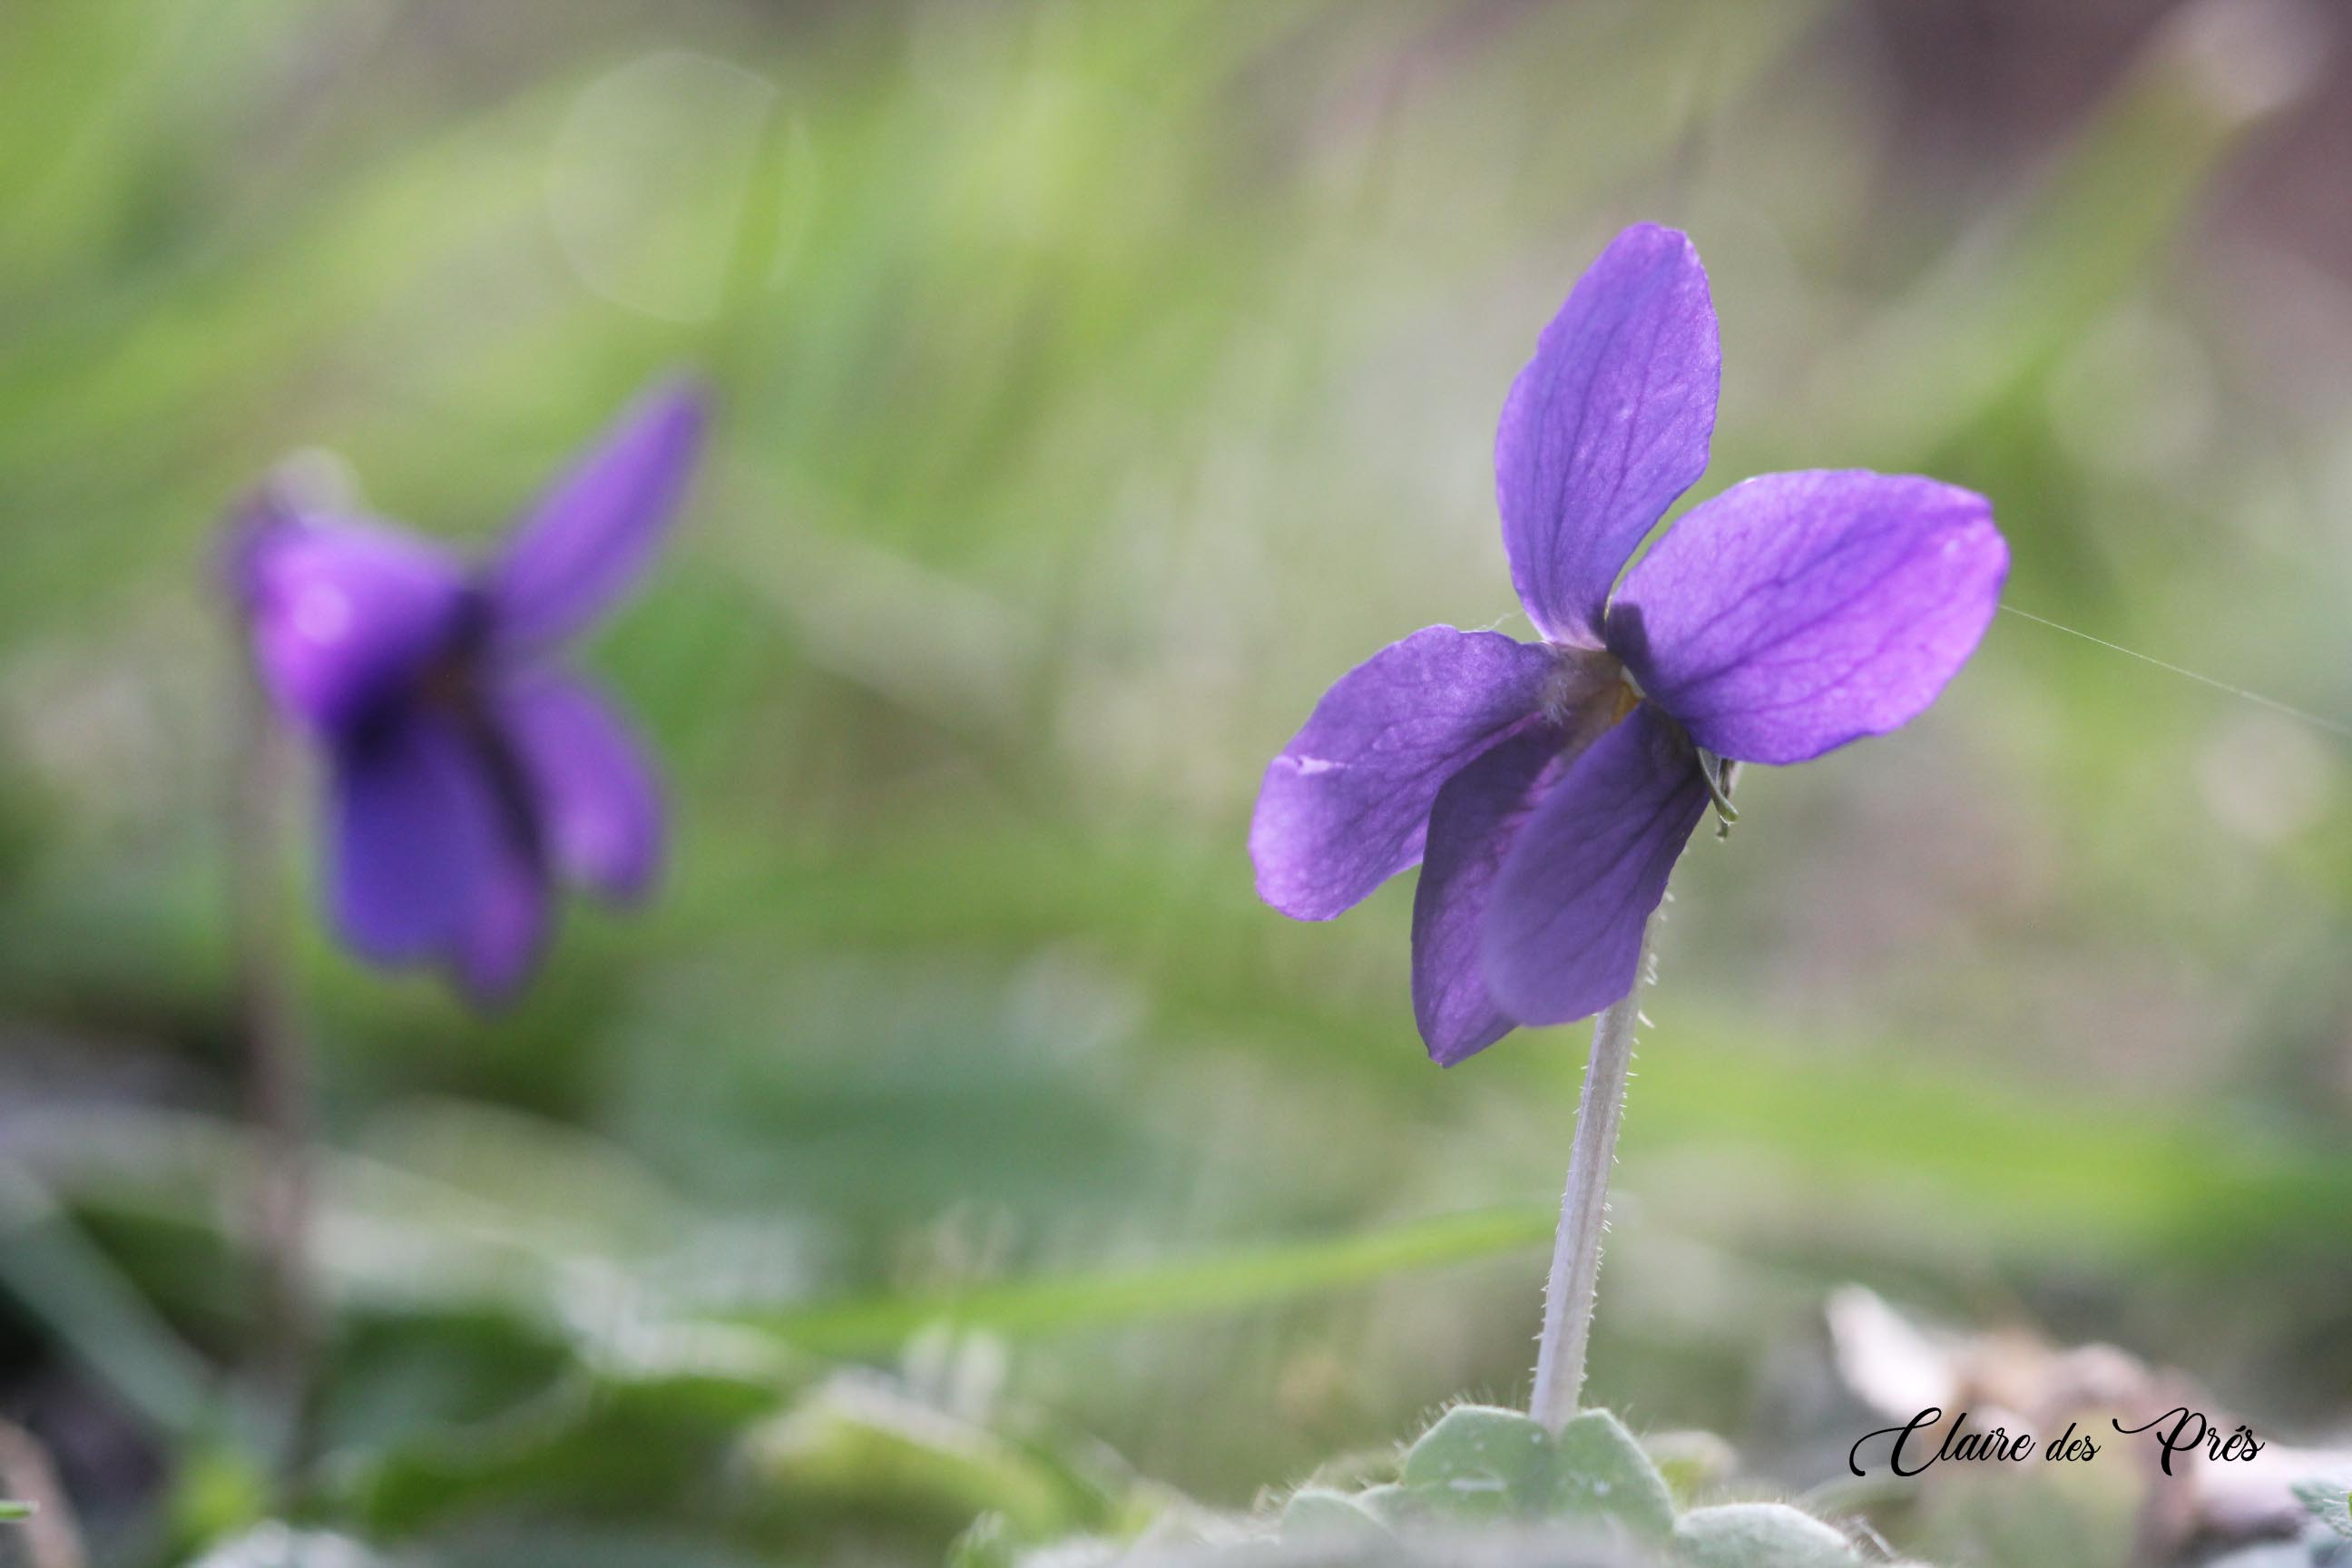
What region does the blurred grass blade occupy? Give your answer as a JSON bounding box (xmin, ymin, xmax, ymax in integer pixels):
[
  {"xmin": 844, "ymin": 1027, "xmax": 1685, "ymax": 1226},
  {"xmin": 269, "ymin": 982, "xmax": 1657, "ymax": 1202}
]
[
  {"xmin": 1838, "ymin": 0, "xmax": 2329, "ymax": 463},
  {"xmin": 730, "ymin": 1208, "xmax": 1549, "ymax": 1356},
  {"xmin": 0, "ymin": 1161, "xmax": 214, "ymax": 1437}
]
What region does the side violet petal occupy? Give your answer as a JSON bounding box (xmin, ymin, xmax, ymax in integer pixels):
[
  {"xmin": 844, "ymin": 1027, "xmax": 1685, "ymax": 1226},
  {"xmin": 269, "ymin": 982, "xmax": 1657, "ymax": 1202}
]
[
  {"xmin": 328, "ymin": 710, "xmax": 500, "ymax": 965},
  {"xmin": 1250, "ymin": 627, "xmax": 1558, "ymax": 922},
  {"xmin": 1497, "ymin": 223, "xmax": 1720, "ymax": 649},
  {"xmin": 237, "ymin": 510, "xmax": 469, "ymax": 734},
  {"xmin": 1482, "ymin": 706, "xmax": 1710, "ymax": 1027},
  {"xmin": 1608, "ymin": 470, "xmax": 2007, "ymax": 766},
  {"xmin": 487, "ymin": 377, "xmax": 707, "ymax": 652},
  {"xmin": 495, "ymin": 671, "xmax": 666, "ymax": 902},
  {"xmin": 1411, "ymin": 728, "xmax": 1573, "ymax": 1065}
]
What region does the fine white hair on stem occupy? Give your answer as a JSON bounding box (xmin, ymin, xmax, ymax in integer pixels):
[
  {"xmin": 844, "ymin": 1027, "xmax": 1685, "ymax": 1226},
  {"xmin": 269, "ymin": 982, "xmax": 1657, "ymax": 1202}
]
[{"xmin": 1528, "ymin": 914, "xmax": 1655, "ymax": 1431}]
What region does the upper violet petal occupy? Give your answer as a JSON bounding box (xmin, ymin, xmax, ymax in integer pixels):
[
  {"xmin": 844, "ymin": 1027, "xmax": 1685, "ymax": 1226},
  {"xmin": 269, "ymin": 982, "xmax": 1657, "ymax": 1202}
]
[
  {"xmin": 1411, "ymin": 728, "xmax": 1572, "ymax": 1065},
  {"xmin": 1497, "ymin": 224, "xmax": 1720, "ymax": 648},
  {"xmin": 328, "ymin": 710, "xmax": 499, "ymax": 964},
  {"xmin": 1482, "ymin": 706, "xmax": 1709, "ymax": 1027},
  {"xmin": 1608, "ymin": 470, "xmax": 2007, "ymax": 765},
  {"xmin": 1251, "ymin": 627, "xmax": 1558, "ymax": 921},
  {"xmin": 496, "ymin": 671, "xmax": 666, "ymax": 901},
  {"xmin": 487, "ymin": 378, "xmax": 706, "ymax": 651},
  {"xmin": 236, "ymin": 510, "xmax": 468, "ymax": 734}
]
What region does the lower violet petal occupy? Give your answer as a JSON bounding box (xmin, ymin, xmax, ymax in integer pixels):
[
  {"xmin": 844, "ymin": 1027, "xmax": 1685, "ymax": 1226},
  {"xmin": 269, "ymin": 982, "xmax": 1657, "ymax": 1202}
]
[
  {"xmin": 1482, "ymin": 705, "xmax": 1710, "ymax": 1027},
  {"xmin": 1410, "ymin": 728, "xmax": 1573, "ymax": 1065},
  {"xmin": 450, "ymin": 824, "xmax": 552, "ymax": 1004},
  {"xmin": 496, "ymin": 671, "xmax": 666, "ymax": 900},
  {"xmin": 1250, "ymin": 627, "xmax": 1558, "ymax": 921},
  {"xmin": 329, "ymin": 711, "xmax": 499, "ymax": 964}
]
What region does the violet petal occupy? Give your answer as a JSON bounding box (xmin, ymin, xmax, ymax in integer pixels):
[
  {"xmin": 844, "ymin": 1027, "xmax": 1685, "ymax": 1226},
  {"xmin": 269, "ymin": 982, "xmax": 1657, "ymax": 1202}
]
[
  {"xmin": 1609, "ymin": 470, "xmax": 2007, "ymax": 765},
  {"xmin": 487, "ymin": 379, "xmax": 706, "ymax": 651},
  {"xmin": 497, "ymin": 671, "xmax": 665, "ymax": 901},
  {"xmin": 238, "ymin": 514, "xmax": 467, "ymax": 734},
  {"xmin": 1482, "ymin": 706, "xmax": 1709, "ymax": 1026},
  {"xmin": 1497, "ymin": 224, "xmax": 1719, "ymax": 648},
  {"xmin": 328, "ymin": 711, "xmax": 499, "ymax": 963},
  {"xmin": 449, "ymin": 824, "xmax": 552, "ymax": 1004},
  {"xmin": 1410, "ymin": 728, "xmax": 1573, "ymax": 1064},
  {"xmin": 1251, "ymin": 627, "xmax": 1558, "ymax": 921}
]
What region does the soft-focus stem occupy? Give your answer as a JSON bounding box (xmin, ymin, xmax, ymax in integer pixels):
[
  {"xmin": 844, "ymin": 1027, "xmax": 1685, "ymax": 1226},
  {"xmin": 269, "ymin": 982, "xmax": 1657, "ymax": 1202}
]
[
  {"xmin": 0, "ymin": 1417, "xmax": 86, "ymax": 1568},
  {"xmin": 1529, "ymin": 916, "xmax": 1654, "ymax": 1431},
  {"xmin": 228, "ymin": 681, "xmax": 318, "ymax": 1481}
]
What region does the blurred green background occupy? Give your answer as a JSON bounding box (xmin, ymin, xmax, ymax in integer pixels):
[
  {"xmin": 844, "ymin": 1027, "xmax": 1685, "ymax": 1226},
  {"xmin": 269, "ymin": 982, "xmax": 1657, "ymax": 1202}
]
[{"xmin": 4, "ymin": 0, "xmax": 2352, "ymax": 1563}]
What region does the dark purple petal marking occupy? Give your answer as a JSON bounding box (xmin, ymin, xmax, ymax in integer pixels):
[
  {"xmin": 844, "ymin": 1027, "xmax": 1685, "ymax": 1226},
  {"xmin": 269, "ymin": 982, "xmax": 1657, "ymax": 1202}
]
[
  {"xmin": 1482, "ymin": 706, "xmax": 1709, "ymax": 1027},
  {"xmin": 487, "ymin": 378, "xmax": 707, "ymax": 651},
  {"xmin": 498, "ymin": 671, "xmax": 666, "ymax": 901},
  {"xmin": 1411, "ymin": 729, "xmax": 1572, "ymax": 1065},
  {"xmin": 328, "ymin": 711, "xmax": 501, "ymax": 963},
  {"xmin": 238, "ymin": 514, "xmax": 468, "ymax": 733},
  {"xmin": 1608, "ymin": 470, "xmax": 2007, "ymax": 766},
  {"xmin": 1250, "ymin": 627, "xmax": 1558, "ymax": 921},
  {"xmin": 1496, "ymin": 224, "xmax": 1719, "ymax": 649}
]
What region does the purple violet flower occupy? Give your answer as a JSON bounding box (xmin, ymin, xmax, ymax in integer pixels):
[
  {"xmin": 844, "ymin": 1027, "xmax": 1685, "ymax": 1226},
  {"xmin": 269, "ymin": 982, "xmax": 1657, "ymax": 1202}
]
[
  {"xmin": 1250, "ymin": 226, "xmax": 2008, "ymax": 1064},
  {"xmin": 229, "ymin": 379, "xmax": 706, "ymax": 1003}
]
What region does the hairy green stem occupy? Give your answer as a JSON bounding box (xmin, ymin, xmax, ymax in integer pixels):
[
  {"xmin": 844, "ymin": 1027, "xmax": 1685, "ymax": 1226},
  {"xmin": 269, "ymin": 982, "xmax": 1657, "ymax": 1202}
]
[{"xmin": 1528, "ymin": 916, "xmax": 1653, "ymax": 1430}]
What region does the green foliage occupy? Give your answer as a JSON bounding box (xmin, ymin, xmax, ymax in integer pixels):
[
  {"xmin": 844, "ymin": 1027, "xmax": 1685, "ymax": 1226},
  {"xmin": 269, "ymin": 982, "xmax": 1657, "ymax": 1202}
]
[
  {"xmin": 922, "ymin": 1401, "xmax": 1877, "ymax": 1564},
  {"xmin": 163, "ymin": 1442, "xmax": 274, "ymax": 1561},
  {"xmin": 1552, "ymin": 1414, "xmax": 1680, "ymax": 1544},
  {"xmin": 738, "ymin": 1210, "xmax": 1553, "ymax": 1356},
  {"xmin": 2292, "ymin": 1477, "xmax": 2352, "ymax": 1541},
  {"xmin": 1642, "ymin": 1433, "xmax": 1739, "ymax": 1509},
  {"xmin": 1396, "ymin": 1406, "xmax": 1575, "ymax": 1524},
  {"xmin": 1670, "ymin": 1504, "xmax": 1860, "ymax": 1568},
  {"xmin": 1279, "ymin": 1487, "xmax": 1393, "ymax": 1544},
  {"xmin": 740, "ymin": 1377, "xmax": 1101, "ymax": 1539},
  {"xmin": 1390, "ymin": 1406, "xmax": 1674, "ymax": 1541},
  {"xmin": 1127, "ymin": 1406, "xmax": 1877, "ymax": 1568}
]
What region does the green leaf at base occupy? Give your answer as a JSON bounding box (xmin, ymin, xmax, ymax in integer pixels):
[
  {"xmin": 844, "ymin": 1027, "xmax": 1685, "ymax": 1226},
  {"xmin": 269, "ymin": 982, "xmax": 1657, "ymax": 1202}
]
[
  {"xmin": 1554, "ymin": 1411, "xmax": 1677, "ymax": 1541},
  {"xmin": 1399, "ymin": 1406, "xmax": 1559, "ymax": 1523},
  {"xmin": 1672, "ymin": 1503, "xmax": 1863, "ymax": 1568},
  {"xmin": 1397, "ymin": 1404, "xmax": 1673, "ymax": 1540},
  {"xmin": 2291, "ymin": 1477, "xmax": 2352, "ymax": 1541},
  {"xmin": 1279, "ymin": 1487, "xmax": 1393, "ymax": 1543}
]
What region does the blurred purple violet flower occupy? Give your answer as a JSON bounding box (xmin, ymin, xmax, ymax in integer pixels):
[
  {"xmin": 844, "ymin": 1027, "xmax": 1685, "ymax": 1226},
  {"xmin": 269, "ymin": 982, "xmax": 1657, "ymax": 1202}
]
[
  {"xmin": 228, "ymin": 379, "xmax": 705, "ymax": 1003},
  {"xmin": 1250, "ymin": 225, "xmax": 2008, "ymax": 1063}
]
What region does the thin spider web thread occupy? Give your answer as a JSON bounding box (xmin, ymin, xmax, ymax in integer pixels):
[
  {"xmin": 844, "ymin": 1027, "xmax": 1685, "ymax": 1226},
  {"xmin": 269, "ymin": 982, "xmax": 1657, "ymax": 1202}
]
[{"xmin": 1999, "ymin": 603, "xmax": 2352, "ymax": 743}]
